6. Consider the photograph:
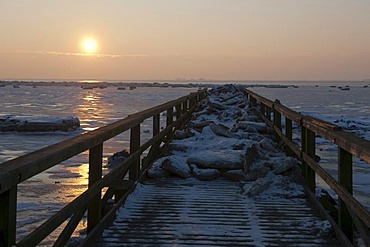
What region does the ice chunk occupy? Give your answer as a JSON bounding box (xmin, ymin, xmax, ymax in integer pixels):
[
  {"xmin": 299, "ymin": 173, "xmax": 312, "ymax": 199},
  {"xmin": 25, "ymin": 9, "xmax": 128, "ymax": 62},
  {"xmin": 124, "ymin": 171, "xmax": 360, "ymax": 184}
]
[
  {"xmin": 162, "ymin": 156, "xmax": 192, "ymax": 178},
  {"xmin": 187, "ymin": 150, "xmax": 244, "ymax": 169},
  {"xmin": 190, "ymin": 164, "xmax": 221, "ymax": 181}
]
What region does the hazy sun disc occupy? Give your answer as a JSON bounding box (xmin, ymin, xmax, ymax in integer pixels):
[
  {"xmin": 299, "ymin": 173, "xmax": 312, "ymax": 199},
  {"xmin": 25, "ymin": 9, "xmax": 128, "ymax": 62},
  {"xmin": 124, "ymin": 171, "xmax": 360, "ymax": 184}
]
[{"xmin": 82, "ymin": 38, "xmax": 97, "ymax": 53}]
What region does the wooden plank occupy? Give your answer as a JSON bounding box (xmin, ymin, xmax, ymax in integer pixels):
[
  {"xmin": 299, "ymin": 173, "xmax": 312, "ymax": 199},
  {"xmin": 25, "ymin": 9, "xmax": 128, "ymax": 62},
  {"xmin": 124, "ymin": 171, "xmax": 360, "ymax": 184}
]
[
  {"xmin": 301, "ymin": 126, "xmax": 307, "ymax": 178},
  {"xmin": 166, "ymin": 107, "xmax": 173, "ymax": 126},
  {"xmin": 304, "ymin": 186, "xmax": 353, "ymax": 247},
  {"xmin": 88, "ymin": 144, "xmax": 103, "ymax": 233},
  {"xmin": 79, "ymin": 182, "xmax": 137, "ymax": 247},
  {"xmin": 302, "ymin": 153, "xmax": 370, "ymax": 228},
  {"xmin": 53, "ymin": 207, "xmax": 86, "ymax": 247},
  {"xmin": 245, "ymin": 88, "xmax": 370, "ymax": 165},
  {"xmin": 266, "ymin": 107, "xmax": 272, "ymax": 122},
  {"xmin": 141, "ymin": 140, "xmax": 162, "ymax": 173},
  {"xmin": 306, "ymin": 129, "xmax": 316, "ymax": 192},
  {"xmin": 273, "ymin": 106, "xmax": 282, "ymax": 143},
  {"xmin": 175, "ymin": 104, "xmax": 182, "ymax": 120},
  {"xmin": 302, "ymin": 120, "xmax": 370, "ymax": 164},
  {"xmin": 0, "ymin": 117, "xmax": 138, "ymax": 194},
  {"xmin": 182, "ymin": 100, "xmax": 188, "ymax": 114},
  {"xmin": 285, "ymin": 117, "xmax": 293, "ymax": 156},
  {"xmin": 273, "ymin": 126, "xmax": 301, "ymax": 158},
  {"xmin": 16, "ymin": 161, "xmax": 131, "ymax": 246},
  {"xmin": 273, "ymin": 103, "xmax": 303, "ymax": 123},
  {"xmin": 244, "ymin": 89, "xmax": 273, "ymax": 108},
  {"xmin": 304, "ymin": 115, "xmax": 342, "ymax": 131},
  {"xmin": 153, "ymin": 114, "xmax": 160, "ymax": 137},
  {"xmin": 94, "ymin": 179, "xmax": 342, "ymax": 247},
  {"xmin": 348, "ymin": 209, "xmax": 370, "ymax": 247},
  {"xmin": 338, "ymin": 148, "xmax": 353, "ymax": 242},
  {"xmin": 0, "ymin": 90, "xmax": 206, "ymax": 194},
  {"xmin": 15, "ymin": 108, "xmax": 197, "ymax": 246},
  {"xmin": 0, "ymin": 186, "xmax": 17, "ymax": 247},
  {"xmin": 129, "ymin": 125, "xmax": 141, "ymax": 180},
  {"xmin": 260, "ymin": 103, "xmax": 266, "ymax": 116}
]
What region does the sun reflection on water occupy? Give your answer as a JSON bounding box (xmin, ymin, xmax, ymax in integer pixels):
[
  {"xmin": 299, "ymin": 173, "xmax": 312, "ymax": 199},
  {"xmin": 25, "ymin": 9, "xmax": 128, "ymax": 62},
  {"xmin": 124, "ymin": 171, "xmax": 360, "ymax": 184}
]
[{"xmin": 77, "ymin": 89, "xmax": 109, "ymax": 132}]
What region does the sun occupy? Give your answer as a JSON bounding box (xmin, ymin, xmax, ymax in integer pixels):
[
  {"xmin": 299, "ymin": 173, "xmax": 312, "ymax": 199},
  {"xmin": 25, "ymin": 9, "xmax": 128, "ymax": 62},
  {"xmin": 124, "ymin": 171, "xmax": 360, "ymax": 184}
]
[{"xmin": 82, "ymin": 38, "xmax": 97, "ymax": 54}]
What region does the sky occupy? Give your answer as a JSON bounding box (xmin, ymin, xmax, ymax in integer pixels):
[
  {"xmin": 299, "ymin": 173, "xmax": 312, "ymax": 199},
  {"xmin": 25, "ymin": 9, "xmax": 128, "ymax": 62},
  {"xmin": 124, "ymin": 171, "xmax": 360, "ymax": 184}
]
[{"xmin": 1, "ymin": 0, "xmax": 370, "ymax": 81}]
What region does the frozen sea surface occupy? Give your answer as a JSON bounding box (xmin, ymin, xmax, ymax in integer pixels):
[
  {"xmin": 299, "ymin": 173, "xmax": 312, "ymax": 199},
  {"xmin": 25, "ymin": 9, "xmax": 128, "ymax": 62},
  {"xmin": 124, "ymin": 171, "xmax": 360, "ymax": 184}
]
[
  {"xmin": 0, "ymin": 84, "xmax": 197, "ymax": 244},
  {"xmin": 0, "ymin": 82, "xmax": 369, "ymax": 244}
]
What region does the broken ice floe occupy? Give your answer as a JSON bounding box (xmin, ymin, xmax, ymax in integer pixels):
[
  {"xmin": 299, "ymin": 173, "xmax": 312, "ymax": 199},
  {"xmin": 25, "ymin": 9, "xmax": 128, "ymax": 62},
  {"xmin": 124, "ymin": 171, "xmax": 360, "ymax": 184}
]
[{"xmin": 0, "ymin": 116, "xmax": 80, "ymax": 132}]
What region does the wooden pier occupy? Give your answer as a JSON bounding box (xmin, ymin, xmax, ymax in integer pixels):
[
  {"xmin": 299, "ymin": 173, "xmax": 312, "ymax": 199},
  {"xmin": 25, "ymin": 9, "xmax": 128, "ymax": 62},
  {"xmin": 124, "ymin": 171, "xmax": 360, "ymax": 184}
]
[
  {"xmin": 93, "ymin": 178, "xmax": 342, "ymax": 247},
  {"xmin": 0, "ymin": 85, "xmax": 369, "ymax": 246}
]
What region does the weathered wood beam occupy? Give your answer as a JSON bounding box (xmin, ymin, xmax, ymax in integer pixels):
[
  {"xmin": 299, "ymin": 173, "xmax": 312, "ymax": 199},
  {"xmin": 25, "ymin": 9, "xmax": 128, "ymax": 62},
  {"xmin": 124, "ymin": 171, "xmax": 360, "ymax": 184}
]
[
  {"xmin": 87, "ymin": 144, "xmax": 103, "ymax": 233},
  {"xmin": 0, "ymin": 186, "xmax": 16, "ymax": 247},
  {"xmin": 338, "ymin": 148, "xmax": 353, "ymax": 242}
]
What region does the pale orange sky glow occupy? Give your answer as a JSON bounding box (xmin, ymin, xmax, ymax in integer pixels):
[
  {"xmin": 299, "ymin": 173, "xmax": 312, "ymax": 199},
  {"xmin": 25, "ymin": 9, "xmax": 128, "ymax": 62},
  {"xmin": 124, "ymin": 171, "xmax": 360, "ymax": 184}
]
[{"xmin": 1, "ymin": 0, "xmax": 370, "ymax": 81}]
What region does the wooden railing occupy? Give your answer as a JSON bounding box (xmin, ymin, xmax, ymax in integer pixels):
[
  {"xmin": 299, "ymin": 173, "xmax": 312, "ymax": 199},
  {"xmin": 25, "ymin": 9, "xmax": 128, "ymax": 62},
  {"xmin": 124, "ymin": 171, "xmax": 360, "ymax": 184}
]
[
  {"xmin": 0, "ymin": 90, "xmax": 207, "ymax": 247},
  {"xmin": 245, "ymin": 89, "xmax": 370, "ymax": 247}
]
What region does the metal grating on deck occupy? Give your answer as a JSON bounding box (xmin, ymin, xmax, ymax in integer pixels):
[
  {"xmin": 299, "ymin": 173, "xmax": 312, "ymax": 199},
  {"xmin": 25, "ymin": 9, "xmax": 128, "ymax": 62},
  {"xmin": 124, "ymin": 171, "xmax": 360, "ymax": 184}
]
[{"xmin": 94, "ymin": 178, "xmax": 342, "ymax": 247}]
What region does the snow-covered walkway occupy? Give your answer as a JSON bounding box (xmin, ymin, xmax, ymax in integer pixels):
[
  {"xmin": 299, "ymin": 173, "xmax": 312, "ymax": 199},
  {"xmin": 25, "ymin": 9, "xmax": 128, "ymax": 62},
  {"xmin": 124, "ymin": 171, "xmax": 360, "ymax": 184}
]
[
  {"xmin": 94, "ymin": 178, "xmax": 341, "ymax": 246},
  {"xmin": 94, "ymin": 85, "xmax": 342, "ymax": 246}
]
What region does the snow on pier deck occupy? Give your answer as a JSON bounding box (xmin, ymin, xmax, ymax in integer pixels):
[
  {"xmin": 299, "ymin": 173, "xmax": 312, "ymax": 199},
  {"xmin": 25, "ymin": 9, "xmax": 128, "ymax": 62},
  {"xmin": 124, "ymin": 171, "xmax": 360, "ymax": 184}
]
[
  {"xmin": 94, "ymin": 178, "xmax": 341, "ymax": 247},
  {"xmin": 93, "ymin": 85, "xmax": 343, "ymax": 246}
]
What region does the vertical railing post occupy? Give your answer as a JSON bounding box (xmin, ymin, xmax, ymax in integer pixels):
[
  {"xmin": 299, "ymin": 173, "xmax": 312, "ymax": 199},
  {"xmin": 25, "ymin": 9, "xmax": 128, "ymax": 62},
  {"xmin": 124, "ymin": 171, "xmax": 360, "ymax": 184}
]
[
  {"xmin": 182, "ymin": 101, "xmax": 187, "ymax": 114},
  {"xmin": 166, "ymin": 107, "xmax": 173, "ymax": 126},
  {"xmin": 129, "ymin": 124, "xmax": 141, "ymax": 180},
  {"xmin": 0, "ymin": 187, "xmax": 17, "ymax": 247},
  {"xmin": 301, "ymin": 126, "xmax": 307, "ymax": 178},
  {"xmin": 175, "ymin": 104, "xmax": 182, "ymax": 120},
  {"xmin": 87, "ymin": 143, "xmax": 103, "ymax": 233},
  {"xmin": 153, "ymin": 114, "xmax": 160, "ymax": 137},
  {"xmin": 192, "ymin": 95, "xmax": 197, "ymax": 107},
  {"xmin": 285, "ymin": 117, "xmax": 293, "ymax": 156},
  {"xmin": 338, "ymin": 147, "xmax": 353, "ymax": 242},
  {"xmin": 306, "ymin": 129, "xmax": 316, "ymax": 192},
  {"xmin": 189, "ymin": 93, "xmax": 195, "ymax": 108},
  {"xmin": 250, "ymin": 97, "xmax": 257, "ymax": 107},
  {"xmin": 266, "ymin": 107, "xmax": 271, "ymax": 122},
  {"xmin": 260, "ymin": 103, "xmax": 266, "ymax": 117},
  {"xmin": 273, "ymin": 104, "xmax": 282, "ymax": 143},
  {"xmin": 245, "ymin": 91, "xmax": 249, "ymax": 100}
]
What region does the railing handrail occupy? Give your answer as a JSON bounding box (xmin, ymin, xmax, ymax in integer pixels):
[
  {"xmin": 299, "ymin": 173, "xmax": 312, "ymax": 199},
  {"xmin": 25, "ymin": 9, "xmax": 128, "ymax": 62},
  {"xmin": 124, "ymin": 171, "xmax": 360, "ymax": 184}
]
[
  {"xmin": 245, "ymin": 88, "xmax": 370, "ymax": 246},
  {"xmin": 245, "ymin": 89, "xmax": 370, "ymax": 164},
  {"xmin": 0, "ymin": 92, "xmax": 202, "ymax": 194},
  {"xmin": 0, "ymin": 89, "xmax": 207, "ymax": 247}
]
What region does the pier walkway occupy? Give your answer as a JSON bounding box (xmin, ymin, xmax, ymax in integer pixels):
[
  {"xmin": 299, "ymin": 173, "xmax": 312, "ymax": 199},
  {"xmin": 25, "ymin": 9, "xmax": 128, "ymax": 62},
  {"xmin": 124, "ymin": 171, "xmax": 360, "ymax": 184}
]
[
  {"xmin": 94, "ymin": 178, "xmax": 341, "ymax": 247},
  {"xmin": 1, "ymin": 84, "xmax": 369, "ymax": 247}
]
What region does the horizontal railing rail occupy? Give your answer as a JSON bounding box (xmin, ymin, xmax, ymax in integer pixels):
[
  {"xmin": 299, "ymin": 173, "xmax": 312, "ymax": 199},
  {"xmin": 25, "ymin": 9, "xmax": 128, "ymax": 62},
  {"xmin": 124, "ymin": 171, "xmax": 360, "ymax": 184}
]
[
  {"xmin": 245, "ymin": 89, "xmax": 370, "ymax": 247},
  {"xmin": 0, "ymin": 89, "xmax": 207, "ymax": 247}
]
